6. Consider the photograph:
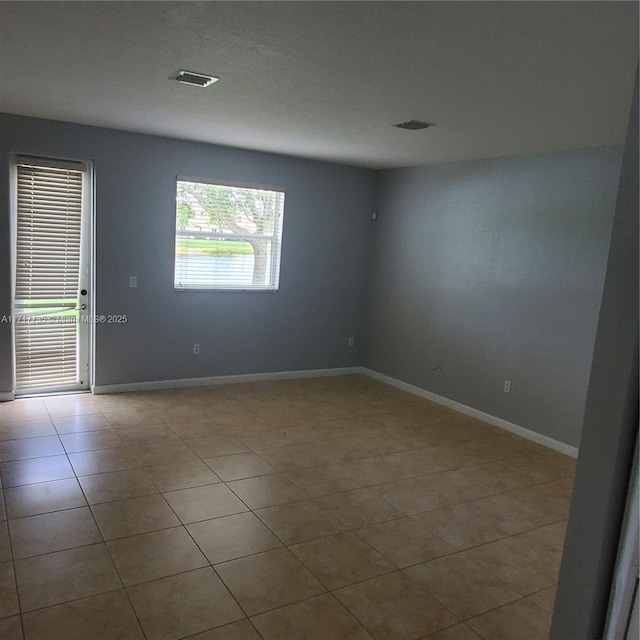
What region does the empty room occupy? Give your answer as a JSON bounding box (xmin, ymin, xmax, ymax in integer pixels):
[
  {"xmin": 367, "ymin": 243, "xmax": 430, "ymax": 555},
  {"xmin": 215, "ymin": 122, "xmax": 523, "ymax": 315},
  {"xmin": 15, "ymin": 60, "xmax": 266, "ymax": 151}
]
[{"xmin": 0, "ymin": 2, "xmax": 637, "ymax": 640}]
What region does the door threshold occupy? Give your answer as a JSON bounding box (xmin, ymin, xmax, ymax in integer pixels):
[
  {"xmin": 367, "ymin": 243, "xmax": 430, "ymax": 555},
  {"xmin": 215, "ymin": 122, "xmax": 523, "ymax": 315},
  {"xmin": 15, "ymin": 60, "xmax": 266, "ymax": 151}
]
[{"xmin": 15, "ymin": 390, "xmax": 93, "ymax": 399}]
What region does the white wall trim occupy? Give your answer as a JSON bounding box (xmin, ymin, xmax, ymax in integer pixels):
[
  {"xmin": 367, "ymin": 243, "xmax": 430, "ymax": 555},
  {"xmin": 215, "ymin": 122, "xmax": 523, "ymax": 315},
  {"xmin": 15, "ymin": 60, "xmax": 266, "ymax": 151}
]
[
  {"xmin": 92, "ymin": 367, "xmax": 360, "ymax": 395},
  {"xmin": 0, "ymin": 391, "xmax": 15, "ymax": 402},
  {"xmin": 360, "ymin": 367, "xmax": 579, "ymax": 458}
]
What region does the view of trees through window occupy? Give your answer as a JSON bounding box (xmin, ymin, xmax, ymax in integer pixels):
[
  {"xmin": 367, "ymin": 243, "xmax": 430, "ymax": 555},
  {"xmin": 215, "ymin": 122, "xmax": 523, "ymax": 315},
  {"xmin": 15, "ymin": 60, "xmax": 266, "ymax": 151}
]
[{"xmin": 175, "ymin": 180, "xmax": 285, "ymax": 290}]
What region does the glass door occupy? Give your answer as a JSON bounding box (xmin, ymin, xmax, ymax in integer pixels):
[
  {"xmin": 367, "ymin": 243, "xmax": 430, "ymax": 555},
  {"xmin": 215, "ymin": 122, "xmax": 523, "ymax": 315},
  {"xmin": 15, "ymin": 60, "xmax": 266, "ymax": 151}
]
[{"xmin": 11, "ymin": 156, "xmax": 92, "ymax": 395}]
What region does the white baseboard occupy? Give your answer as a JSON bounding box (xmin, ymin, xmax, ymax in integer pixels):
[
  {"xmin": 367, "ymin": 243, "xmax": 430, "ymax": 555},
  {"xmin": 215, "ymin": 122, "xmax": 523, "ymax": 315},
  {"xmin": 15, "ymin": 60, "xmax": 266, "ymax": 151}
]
[
  {"xmin": 360, "ymin": 367, "xmax": 579, "ymax": 459},
  {"xmin": 92, "ymin": 366, "xmax": 361, "ymax": 395},
  {"xmin": 0, "ymin": 391, "xmax": 15, "ymax": 402}
]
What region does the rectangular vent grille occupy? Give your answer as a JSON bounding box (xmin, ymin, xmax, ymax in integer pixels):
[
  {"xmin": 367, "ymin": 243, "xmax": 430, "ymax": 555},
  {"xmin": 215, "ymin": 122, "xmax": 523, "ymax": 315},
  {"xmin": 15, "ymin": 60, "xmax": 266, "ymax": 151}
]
[{"xmin": 172, "ymin": 70, "xmax": 219, "ymax": 88}]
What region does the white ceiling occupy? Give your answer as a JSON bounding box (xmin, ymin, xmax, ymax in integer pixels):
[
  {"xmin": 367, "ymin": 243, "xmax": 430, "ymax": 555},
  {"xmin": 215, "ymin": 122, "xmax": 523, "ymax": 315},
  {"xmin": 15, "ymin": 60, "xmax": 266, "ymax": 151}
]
[{"xmin": 0, "ymin": 1, "xmax": 637, "ymax": 169}]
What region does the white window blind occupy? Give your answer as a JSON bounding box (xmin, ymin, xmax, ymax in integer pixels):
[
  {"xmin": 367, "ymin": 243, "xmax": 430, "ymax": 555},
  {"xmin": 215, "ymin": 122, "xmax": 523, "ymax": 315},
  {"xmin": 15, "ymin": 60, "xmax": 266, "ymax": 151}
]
[
  {"xmin": 175, "ymin": 179, "xmax": 285, "ymax": 291},
  {"xmin": 14, "ymin": 159, "xmax": 84, "ymax": 391}
]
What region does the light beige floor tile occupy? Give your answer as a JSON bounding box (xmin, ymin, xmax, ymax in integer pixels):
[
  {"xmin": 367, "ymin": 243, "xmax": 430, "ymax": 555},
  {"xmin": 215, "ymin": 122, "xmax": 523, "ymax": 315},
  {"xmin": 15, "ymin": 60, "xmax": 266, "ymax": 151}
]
[
  {"xmin": 92, "ymin": 395, "xmax": 145, "ymax": 413},
  {"xmin": 533, "ymin": 478, "xmax": 574, "ymax": 503},
  {"xmin": 22, "ymin": 589, "xmax": 144, "ymax": 639},
  {"xmin": 238, "ymin": 428, "xmax": 299, "ymax": 451},
  {"xmin": 0, "ymin": 435, "xmax": 65, "ymax": 462},
  {"xmin": 317, "ymin": 488, "xmax": 403, "ymax": 528},
  {"xmin": 163, "ymin": 484, "xmax": 248, "ymax": 524},
  {"xmin": 412, "ymin": 504, "xmax": 519, "ymax": 551},
  {"xmin": 144, "ymin": 459, "xmax": 221, "ymax": 492},
  {"xmin": 185, "ymin": 435, "xmax": 250, "ymax": 458},
  {"xmin": 255, "ymin": 499, "xmax": 346, "ymax": 544},
  {"xmin": 0, "ymin": 615, "xmax": 23, "ymax": 640},
  {"xmin": 410, "ymin": 445, "xmax": 470, "ymax": 472},
  {"xmin": 167, "ymin": 421, "xmax": 231, "ymax": 440},
  {"xmin": 187, "ymin": 512, "xmax": 282, "ymax": 564},
  {"xmin": 157, "ymin": 405, "xmax": 213, "ymax": 424},
  {"xmin": 78, "ymin": 468, "xmax": 158, "ymax": 504},
  {"xmin": 216, "ymin": 547, "xmax": 325, "ymax": 616},
  {"xmin": 107, "ymin": 526, "xmax": 208, "ymax": 585},
  {"xmin": 129, "ymin": 440, "xmax": 197, "ymax": 467},
  {"xmin": 425, "ymin": 623, "xmax": 483, "ymax": 639},
  {"xmin": 382, "ymin": 450, "xmax": 454, "ymax": 477},
  {"xmin": 178, "ymin": 386, "xmax": 234, "ymax": 402},
  {"xmin": 1, "ymin": 455, "xmax": 74, "ymax": 487},
  {"xmin": 187, "ymin": 619, "xmax": 260, "ymax": 640},
  {"xmin": 15, "ymin": 543, "xmax": 121, "ymax": 611},
  {"xmin": 327, "ymin": 434, "xmax": 400, "ymax": 461},
  {"xmin": 59, "ymin": 429, "xmax": 124, "ymax": 453},
  {"xmin": 43, "ymin": 395, "xmax": 100, "ymax": 418},
  {"xmin": 338, "ymin": 457, "xmax": 411, "ymax": 485},
  {"xmin": 405, "ymin": 554, "xmax": 521, "ymax": 619},
  {"xmin": 68, "ymin": 448, "xmax": 140, "ymax": 476},
  {"xmin": 462, "ymin": 536, "xmax": 560, "ymax": 595},
  {"xmin": 0, "ymin": 400, "xmax": 49, "ymax": 424},
  {"xmin": 0, "ymin": 561, "xmax": 19, "ymax": 617},
  {"xmin": 4, "ymin": 477, "xmax": 86, "ymax": 518},
  {"xmin": 9, "ymin": 506, "xmax": 101, "ymax": 559},
  {"xmin": 251, "ymin": 445, "xmax": 315, "ymax": 472},
  {"xmin": 464, "ymin": 494, "xmax": 548, "ymax": 532},
  {"xmin": 355, "ymin": 517, "xmax": 455, "ymax": 568},
  {"xmin": 206, "ymin": 413, "xmax": 265, "ymax": 432},
  {"xmin": 284, "ymin": 464, "xmax": 363, "ymax": 496},
  {"xmin": 457, "ymin": 437, "xmax": 523, "ymax": 465},
  {"xmin": 53, "ymin": 414, "xmax": 112, "ymax": 434},
  {"xmin": 204, "ymin": 452, "xmax": 276, "ymax": 481},
  {"xmin": 466, "ymin": 598, "xmax": 552, "ymax": 640},
  {"xmin": 115, "ymin": 424, "xmax": 178, "ymax": 446},
  {"xmin": 103, "ymin": 408, "xmax": 161, "ymax": 428},
  {"xmin": 137, "ymin": 390, "xmax": 190, "ymax": 408},
  {"xmin": 513, "ymin": 521, "xmax": 567, "ymax": 564},
  {"xmin": 335, "ymin": 571, "xmax": 458, "ymax": 640},
  {"xmin": 419, "ymin": 470, "xmax": 499, "ymax": 504},
  {"xmin": 290, "ymin": 530, "xmax": 394, "ymax": 589},
  {"xmin": 91, "ymin": 494, "xmax": 180, "ymax": 539},
  {"xmin": 228, "ymin": 474, "xmax": 308, "ymax": 509},
  {"xmin": 252, "ymin": 593, "xmax": 373, "ymax": 640},
  {"xmin": 371, "ymin": 478, "xmax": 452, "ymax": 515},
  {"xmin": 0, "ymin": 418, "xmax": 56, "ymax": 441},
  {"xmin": 527, "ymin": 587, "xmax": 557, "ymax": 616},
  {"xmin": 127, "ymin": 567, "xmax": 244, "ymax": 640},
  {"xmin": 459, "ymin": 461, "xmax": 537, "ymax": 493}
]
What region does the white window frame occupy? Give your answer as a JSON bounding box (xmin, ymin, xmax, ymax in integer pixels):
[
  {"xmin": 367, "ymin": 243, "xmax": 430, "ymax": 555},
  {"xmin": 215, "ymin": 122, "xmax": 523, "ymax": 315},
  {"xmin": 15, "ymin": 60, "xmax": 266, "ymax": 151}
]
[{"xmin": 174, "ymin": 177, "xmax": 286, "ymax": 292}]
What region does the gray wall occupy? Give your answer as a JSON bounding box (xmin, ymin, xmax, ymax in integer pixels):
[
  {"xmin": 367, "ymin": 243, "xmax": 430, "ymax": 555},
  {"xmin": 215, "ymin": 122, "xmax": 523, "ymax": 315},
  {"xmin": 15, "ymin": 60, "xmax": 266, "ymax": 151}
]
[
  {"xmin": 366, "ymin": 146, "xmax": 623, "ymax": 447},
  {"xmin": 0, "ymin": 114, "xmax": 376, "ymax": 389},
  {"xmin": 551, "ymin": 73, "xmax": 638, "ymax": 640}
]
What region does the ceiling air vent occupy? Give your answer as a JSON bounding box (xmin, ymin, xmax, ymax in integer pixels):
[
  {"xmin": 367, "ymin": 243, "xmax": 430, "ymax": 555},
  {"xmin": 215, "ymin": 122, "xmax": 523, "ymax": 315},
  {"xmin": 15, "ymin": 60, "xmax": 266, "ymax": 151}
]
[
  {"xmin": 171, "ymin": 70, "xmax": 219, "ymax": 88},
  {"xmin": 392, "ymin": 120, "xmax": 434, "ymax": 131}
]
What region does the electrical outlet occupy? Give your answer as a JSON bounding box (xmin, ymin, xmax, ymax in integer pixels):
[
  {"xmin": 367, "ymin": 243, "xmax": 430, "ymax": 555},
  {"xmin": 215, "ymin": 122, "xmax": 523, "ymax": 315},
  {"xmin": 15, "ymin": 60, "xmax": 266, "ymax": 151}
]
[
  {"xmin": 348, "ymin": 337, "xmax": 355, "ymax": 347},
  {"xmin": 129, "ymin": 276, "xmax": 137, "ymax": 288},
  {"xmin": 193, "ymin": 344, "xmax": 200, "ymax": 355},
  {"xmin": 504, "ymin": 380, "xmax": 511, "ymax": 393}
]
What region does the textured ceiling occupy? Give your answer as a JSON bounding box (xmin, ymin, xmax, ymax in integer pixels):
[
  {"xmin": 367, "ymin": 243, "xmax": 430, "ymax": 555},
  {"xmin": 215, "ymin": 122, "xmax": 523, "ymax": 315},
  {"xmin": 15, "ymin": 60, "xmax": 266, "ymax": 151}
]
[{"xmin": 0, "ymin": 1, "xmax": 637, "ymax": 169}]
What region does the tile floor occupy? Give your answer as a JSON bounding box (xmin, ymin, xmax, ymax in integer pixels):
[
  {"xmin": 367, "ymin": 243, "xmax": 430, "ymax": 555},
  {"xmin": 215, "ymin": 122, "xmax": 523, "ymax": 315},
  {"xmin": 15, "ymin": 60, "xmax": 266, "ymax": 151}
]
[{"xmin": 0, "ymin": 374, "xmax": 575, "ymax": 640}]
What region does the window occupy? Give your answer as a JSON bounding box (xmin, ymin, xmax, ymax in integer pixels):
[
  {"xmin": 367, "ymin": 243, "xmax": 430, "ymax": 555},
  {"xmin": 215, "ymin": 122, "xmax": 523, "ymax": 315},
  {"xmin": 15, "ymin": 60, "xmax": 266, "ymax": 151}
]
[{"xmin": 174, "ymin": 178, "xmax": 285, "ymax": 291}]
